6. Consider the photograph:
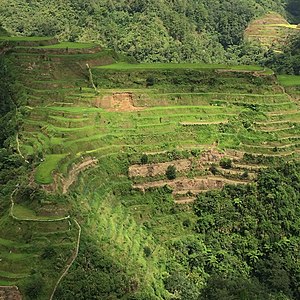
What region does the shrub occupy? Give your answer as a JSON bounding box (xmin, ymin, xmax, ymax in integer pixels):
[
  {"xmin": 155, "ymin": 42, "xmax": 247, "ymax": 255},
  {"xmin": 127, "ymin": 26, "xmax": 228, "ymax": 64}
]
[
  {"xmin": 191, "ymin": 149, "xmax": 200, "ymax": 157},
  {"xmin": 209, "ymin": 164, "xmax": 218, "ymax": 175},
  {"xmin": 183, "ymin": 219, "xmax": 191, "ymax": 227},
  {"xmin": 140, "ymin": 154, "xmax": 149, "ymax": 164},
  {"xmin": 146, "ymin": 76, "xmax": 155, "ymax": 87},
  {"xmin": 24, "ymin": 274, "xmax": 45, "ymax": 299},
  {"xmin": 241, "ymin": 171, "xmax": 249, "ymax": 179},
  {"xmin": 41, "ymin": 245, "xmax": 56, "ymax": 259},
  {"xmin": 220, "ymin": 158, "xmax": 232, "ymax": 169},
  {"xmin": 166, "ymin": 165, "xmax": 176, "ymax": 180},
  {"xmin": 143, "ymin": 246, "xmax": 152, "ymax": 257}
]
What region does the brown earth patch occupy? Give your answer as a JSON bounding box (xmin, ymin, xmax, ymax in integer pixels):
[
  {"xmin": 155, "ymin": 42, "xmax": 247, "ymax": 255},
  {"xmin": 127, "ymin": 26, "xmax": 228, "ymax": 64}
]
[
  {"xmin": 129, "ymin": 159, "xmax": 192, "ymax": 178},
  {"xmin": 129, "ymin": 149, "xmax": 227, "ymax": 178},
  {"xmin": 0, "ymin": 286, "xmax": 22, "ymax": 300},
  {"xmin": 133, "ymin": 176, "xmax": 249, "ymax": 194},
  {"xmin": 94, "ymin": 92, "xmax": 144, "ymax": 112},
  {"xmin": 37, "ymin": 204, "xmax": 68, "ymax": 217}
]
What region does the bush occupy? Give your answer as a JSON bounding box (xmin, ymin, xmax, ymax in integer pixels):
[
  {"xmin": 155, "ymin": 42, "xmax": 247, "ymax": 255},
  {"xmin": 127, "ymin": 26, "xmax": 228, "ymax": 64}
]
[
  {"xmin": 140, "ymin": 154, "xmax": 149, "ymax": 164},
  {"xmin": 220, "ymin": 158, "xmax": 232, "ymax": 169},
  {"xmin": 209, "ymin": 164, "xmax": 218, "ymax": 175},
  {"xmin": 183, "ymin": 219, "xmax": 191, "ymax": 227},
  {"xmin": 41, "ymin": 245, "xmax": 56, "ymax": 259},
  {"xmin": 143, "ymin": 246, "xmax": 152, "ymax": 257},
  {"xmin": 166, "ymin": 165, "xmax": 176, "ymax": 180},
  {"xmin": 146, "ymin": 76, "xmax": 155, "ymax": 87},
  {"xmin": 241, "ymin": 171, "xmax": 249, "ymax": 179},
  {"xmin": 24, "ymin": 274, "xmax": 45, "ymax": 299}
]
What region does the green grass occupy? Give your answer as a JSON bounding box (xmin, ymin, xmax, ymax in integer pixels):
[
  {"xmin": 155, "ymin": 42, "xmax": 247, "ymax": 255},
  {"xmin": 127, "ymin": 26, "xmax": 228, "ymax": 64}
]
[
  {"xmin": 0, "ymin": 280, "xmax": 13, "ymax": 285},
  {"xmin": 35, "ymin": 154, "xmax": 67, "ymax": 184},
  {"xmin": 13, "ymin": 204, "xmax": 65, "ymax": 220},
  {"xmin": 96, "ymin": 62, "xmax": 264, "ymax": 71},
  {"xmin": 37, "ymin": 41, "xmax": 96, "ymax": 49},
  {"xmin": 0, "ymin": 270, "xmax": 27, "ymax": 279},
  {"xmin": 0, "ymin": 237, "xmax": 23, "ymax": 247},
  {"xmin": 278, "ymin": 75, "xmax": 300, "ymax": 87},
  {"xmin": 13, "ymin": 204, "xmax": 41, "ymax": 219}
]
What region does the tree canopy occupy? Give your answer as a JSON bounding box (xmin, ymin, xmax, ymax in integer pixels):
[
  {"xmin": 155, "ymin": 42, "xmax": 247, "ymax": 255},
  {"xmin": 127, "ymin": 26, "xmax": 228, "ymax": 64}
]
[{"xmin": 0, "ymin": 0, "xmax": 288, "ymax": 63}]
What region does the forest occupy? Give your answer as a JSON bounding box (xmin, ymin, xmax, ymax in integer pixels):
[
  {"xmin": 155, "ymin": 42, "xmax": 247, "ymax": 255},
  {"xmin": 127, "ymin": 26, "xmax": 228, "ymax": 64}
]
[{"xmin": 0, "ymin": 0, "xmax": 298, "ymax": 64}]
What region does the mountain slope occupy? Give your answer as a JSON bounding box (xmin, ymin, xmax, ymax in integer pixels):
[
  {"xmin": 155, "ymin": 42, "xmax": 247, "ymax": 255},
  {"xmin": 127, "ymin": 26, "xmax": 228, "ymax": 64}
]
[{"xmin": 0, "ymin": 0, "xmax": 287, "ymax": 62}]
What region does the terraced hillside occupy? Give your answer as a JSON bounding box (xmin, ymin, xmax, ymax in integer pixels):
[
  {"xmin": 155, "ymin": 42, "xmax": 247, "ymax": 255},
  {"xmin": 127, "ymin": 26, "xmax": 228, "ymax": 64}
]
[
  {"xmin": 245, "ymin": 12, "xmax": 300, "ymax": 49},
  {"xmin": 1, "ymin": 36, "xmax": 300, "ymax": 299}
]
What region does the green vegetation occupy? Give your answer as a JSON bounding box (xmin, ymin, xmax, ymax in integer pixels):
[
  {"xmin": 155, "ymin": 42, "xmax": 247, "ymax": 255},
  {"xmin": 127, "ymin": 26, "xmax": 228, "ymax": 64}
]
[
  {"xmin": 0, "ymin": 36, "xmax": 52, "ymax": 42},
  {"xmin": 278, "ymin": 75, "xmax": 300, "ymax": 86},
  {"xmin": 37, "ymin": 42, "xmax": 96, "ymax": 49},
  {"xmin": 194, "ymin": 162, "xmax": 300, "ymax": 299},
  {"xmin": 0, "ymin": 2, "xmax": 300, "ymax": 297},
  {"xmin": 97, "ymin": 62, "xmax": 265, "ymax": 71},
  {"xmin": 34, "ymin": 154, "xmax": 67, "ymax": 185},
  {"xmin": 0, "ymin": 0, "xmax": 288, "ymax": 64},
  {"xmin": 166, "ymin": 165, "xmax": 177, "ymax": 180},
  {"xmin": 263, "ymin": 33, "xmax": 300, "ymax": 75}
]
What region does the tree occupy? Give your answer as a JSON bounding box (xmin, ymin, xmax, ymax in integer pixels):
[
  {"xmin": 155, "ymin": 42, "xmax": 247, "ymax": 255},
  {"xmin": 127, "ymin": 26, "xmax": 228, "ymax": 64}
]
[
  {"xmin": 143, "ymin": 246, "xmax": 151, "ymax": 257},
  {"xmin": 24, "ymin": 274, "xmax": 45, "ymax": 299},
  {"xmin": 140, "ymin": 154, "xmax": 148, "ymax": 164},
  {"xmin": 166, "ymin": 165, "xmax": 176, "ymax": 180}
]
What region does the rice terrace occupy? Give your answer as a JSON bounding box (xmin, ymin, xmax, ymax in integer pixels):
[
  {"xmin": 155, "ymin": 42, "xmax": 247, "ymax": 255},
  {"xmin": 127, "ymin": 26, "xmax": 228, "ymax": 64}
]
[{"xmin": 1, "ymin": 2, "xmax": 300, "ymax": 299}]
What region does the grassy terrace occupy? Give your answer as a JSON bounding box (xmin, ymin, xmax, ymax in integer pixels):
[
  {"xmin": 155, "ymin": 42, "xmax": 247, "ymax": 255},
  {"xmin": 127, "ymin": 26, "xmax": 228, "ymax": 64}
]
[
  {"xmin": 278, "ymin": 75, "xmax": 300, "ymax": 87},
  {"xmin": 2, "ymin": 35, "xmax": 300, "ymax": 298},
  {"xmin": 35, "ymin": 154, "xmax": 67, "ymax": 184},
  {"xmin": 36, "ymin": 41, "xmax": 96, "ymax": 49},
  {"xmin": 96, "ymin": 62, "xmax": 266, "ymax": 71}
]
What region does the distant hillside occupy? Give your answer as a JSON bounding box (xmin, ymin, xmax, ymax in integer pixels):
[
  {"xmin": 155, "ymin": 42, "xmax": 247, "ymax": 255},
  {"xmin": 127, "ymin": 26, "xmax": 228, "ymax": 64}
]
[
  {"xmin": 0, "ymin": 0, "xmax": 287, "ymax": 63},
  {"xmin": 245, "ymin": 12, "xmax": 300, "ymax": 50}
]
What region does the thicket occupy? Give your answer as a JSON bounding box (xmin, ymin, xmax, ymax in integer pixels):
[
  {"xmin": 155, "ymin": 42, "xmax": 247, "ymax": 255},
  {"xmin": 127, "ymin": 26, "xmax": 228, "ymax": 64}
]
[
  {"xmin": 286, "ymin": 0, "xmax": 300, "ymax": 23},
  {"xmin": 192, "ymin": 161, "xmax": 300, "ymax": 299},
  {"xmin": 263, "ymin": 33, "xmax": 300, "ymax": 75},
  {"xmin": 0, "ymin": 0, "xmax": 287, "ymax": 63},
  {"xmin": 0, "ymin": 55, "xmax": 27, "ymax": 203}
]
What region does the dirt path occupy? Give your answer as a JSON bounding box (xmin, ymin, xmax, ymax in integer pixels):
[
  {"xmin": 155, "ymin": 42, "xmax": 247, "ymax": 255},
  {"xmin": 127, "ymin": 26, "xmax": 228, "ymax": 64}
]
[
  {"xmin": 62, "ymin": 158, "xmax": 98, "ymax": 194},
  {"xmin": 50, "ymin": 219, "xmax": 81, "ymax": 300}
]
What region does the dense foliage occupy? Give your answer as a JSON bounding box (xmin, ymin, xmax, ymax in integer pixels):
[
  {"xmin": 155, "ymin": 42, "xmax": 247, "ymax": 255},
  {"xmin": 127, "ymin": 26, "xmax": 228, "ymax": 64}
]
[
  {"xmin": 263, "ymin": 33, "xmax": 300, "ymax": 74},
  {"xmin": 192, "ymin": 162, "xmax": 300, "ymax": 299},
  {"xmin": 286, "ymin": 0, "xmax": 300, "ymax": 22},
  {"xmin": 0, "ymin": 56, "xmax": 26, "ymax": 211},
  {"xmin": 0, "ymin": 0, "xmax": 287, "ymax": 63}
]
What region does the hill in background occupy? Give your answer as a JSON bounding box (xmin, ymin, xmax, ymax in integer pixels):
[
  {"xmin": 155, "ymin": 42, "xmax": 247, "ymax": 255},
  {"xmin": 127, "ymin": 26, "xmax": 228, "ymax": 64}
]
[{"xmin": 0, "ymin": 0, "xmax": 288, "ymax": 63}]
